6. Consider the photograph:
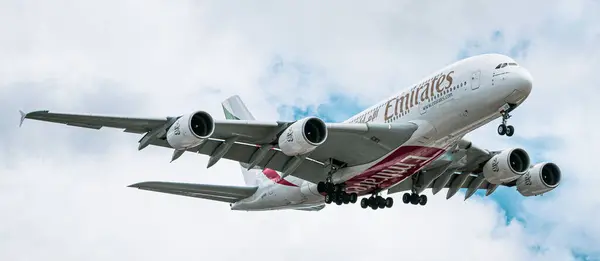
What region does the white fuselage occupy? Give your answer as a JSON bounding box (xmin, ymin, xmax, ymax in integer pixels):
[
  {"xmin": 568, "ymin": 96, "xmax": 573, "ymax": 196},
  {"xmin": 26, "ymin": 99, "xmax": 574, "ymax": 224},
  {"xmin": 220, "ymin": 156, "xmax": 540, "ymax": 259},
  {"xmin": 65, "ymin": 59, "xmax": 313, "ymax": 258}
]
[{"xmin": 231, "ymin": 53, "xmax": 533, "ymax": 211}]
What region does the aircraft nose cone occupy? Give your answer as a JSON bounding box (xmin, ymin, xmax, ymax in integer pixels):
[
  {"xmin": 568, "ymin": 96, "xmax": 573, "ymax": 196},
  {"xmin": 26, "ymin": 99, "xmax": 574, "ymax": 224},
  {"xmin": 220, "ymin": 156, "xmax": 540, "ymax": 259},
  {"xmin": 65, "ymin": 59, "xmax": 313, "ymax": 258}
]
[
  {"xmin": 514, "ymin": 67, "xmax": 533, "ymax": 95},
  {"xmin": 500, "ymin": 66, "xmax": 533, "ymax": 105}
]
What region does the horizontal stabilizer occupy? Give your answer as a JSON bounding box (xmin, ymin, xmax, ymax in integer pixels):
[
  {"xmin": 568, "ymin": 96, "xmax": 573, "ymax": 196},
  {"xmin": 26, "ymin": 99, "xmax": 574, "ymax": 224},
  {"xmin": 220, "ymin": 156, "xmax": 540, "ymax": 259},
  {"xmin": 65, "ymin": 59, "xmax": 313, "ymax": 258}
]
[{"xmin": 128, "ymin": 181, "xmax": 258, "ymax": 203}]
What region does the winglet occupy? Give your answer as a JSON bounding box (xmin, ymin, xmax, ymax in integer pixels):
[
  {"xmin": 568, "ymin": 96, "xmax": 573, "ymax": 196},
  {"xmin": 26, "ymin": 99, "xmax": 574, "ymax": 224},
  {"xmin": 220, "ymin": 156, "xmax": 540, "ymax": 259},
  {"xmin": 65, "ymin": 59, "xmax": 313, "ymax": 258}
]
[{"xmin": 18, "ymin": 110, "xmax": 26, "ymax": 127}]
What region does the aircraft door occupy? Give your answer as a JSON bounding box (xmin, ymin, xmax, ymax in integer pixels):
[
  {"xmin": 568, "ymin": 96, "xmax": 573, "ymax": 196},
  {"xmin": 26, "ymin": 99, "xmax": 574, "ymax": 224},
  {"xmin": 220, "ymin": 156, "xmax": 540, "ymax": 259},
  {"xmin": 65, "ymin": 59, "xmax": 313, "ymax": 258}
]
[{"xmin": 471, "ymin": 70, "xmax": 481, "ymax": 90}]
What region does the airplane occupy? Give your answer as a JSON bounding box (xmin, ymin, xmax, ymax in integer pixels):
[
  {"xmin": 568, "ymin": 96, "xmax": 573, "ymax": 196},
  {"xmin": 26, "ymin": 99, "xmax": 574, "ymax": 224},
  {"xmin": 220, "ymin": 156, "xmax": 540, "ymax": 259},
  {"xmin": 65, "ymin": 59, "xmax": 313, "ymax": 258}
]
[{"xmin": 19, "ymin": 53, "xmax": 562, "ymax": 211}]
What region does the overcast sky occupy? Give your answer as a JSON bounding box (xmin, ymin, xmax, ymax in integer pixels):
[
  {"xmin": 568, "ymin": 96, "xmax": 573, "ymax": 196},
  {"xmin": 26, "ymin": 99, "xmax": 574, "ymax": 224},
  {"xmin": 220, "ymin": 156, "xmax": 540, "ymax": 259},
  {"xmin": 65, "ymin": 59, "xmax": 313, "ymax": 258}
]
[{"xmin": 1, "ymin": 1, "xmax": 599, "ymax": 260}]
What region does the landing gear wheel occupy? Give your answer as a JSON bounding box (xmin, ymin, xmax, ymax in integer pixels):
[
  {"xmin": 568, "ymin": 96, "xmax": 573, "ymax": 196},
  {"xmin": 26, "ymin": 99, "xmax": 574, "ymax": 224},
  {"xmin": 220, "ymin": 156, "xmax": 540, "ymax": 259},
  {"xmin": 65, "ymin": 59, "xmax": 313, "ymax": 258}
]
[
  {"xmin": 385, "ymin": 197, "xmax": 394, "ymax": 208},
  {"xmin": 370, "ymin": 201, "xmax": 378, "ymax": 210},
  {"xmin": 342, "ymin": 193, "xmax": 350, "ymax": 204},
  {"xmin": 335, "ymin": 198, "xmax": 343, "ymax": 205},
  {"xmin": 418, "ymin": 195, "xmax": 428, "ymax": 206},
  {"xmin": 317, "ymin": 182, "xmax": 326, "ymax": 193},
  {"xmin": 367, "ymin": 197, "xmax": 378, "ymax": 210},
  {"xmin": 377, "ymin": 197, "xmax": 386, "ymax": 209},
  {"xmin": 326, "ymin": 183, "xmax": 334, "ymax": 193},
  {"xmin": 498, "ymin": 107, "xmax": 515, "ymax": 137},
  {"xmin": 505, "ymin": 125, "xmax": 514, "ymax": 137},
  {"xmin": 349, "ymin": 193, "xmax": 358, "ymax": 203},
  {"xmin": 497, "ymin": 124, "xmax": 506, "ymax": 135},
  {"xmin": 360, "ymin": 198, "xmax": 369, "ymax": 209},
  {"xmin": 324, "ymin": 194, "xmax": 333, "ymax": 204},
  {"xmin": 402, "ymin": 193, "xmax": 411, "ymax": 204},
  {"xmin": 410, "ymin": 193, "xmax": 419, "ymax": 205}
]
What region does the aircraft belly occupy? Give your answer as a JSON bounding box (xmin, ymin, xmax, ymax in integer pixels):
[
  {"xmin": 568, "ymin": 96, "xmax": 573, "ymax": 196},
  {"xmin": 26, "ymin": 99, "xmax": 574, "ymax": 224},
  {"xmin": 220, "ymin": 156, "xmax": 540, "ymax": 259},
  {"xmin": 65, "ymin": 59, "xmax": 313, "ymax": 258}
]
[{"xmin": 343, "ymin": 145, "xmax": 448, "ymax": 195}]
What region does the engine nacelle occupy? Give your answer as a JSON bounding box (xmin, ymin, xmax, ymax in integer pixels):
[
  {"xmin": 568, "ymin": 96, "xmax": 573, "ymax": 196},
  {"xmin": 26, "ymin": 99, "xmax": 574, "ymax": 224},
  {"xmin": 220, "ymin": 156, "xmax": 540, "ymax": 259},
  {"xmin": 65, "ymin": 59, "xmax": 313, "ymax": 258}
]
[
  {"xmin": 278, "ymin": 117, "xmax": 328, "ymax": 156},
  {"xmin": 482, "ymin": 148, "xmax": 531, "ymax": 184},
  {"xmin": 166, "ymin": 111, "xmax": 215, "ymax": 150},
  {"xmin": 516, "ymin": 162, "xmax": 561, "ymax": 196}
]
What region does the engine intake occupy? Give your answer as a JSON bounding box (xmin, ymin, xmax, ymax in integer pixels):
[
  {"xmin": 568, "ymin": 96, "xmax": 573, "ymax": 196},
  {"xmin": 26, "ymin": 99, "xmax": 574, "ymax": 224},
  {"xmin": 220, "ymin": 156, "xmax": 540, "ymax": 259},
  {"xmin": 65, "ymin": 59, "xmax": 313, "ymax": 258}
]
[
  {"xmin": 278, "ymin": 117, "xmax": 328, "ymax": 156},
  {"xmin": 516, "ymin": 162, "xmax": 561, "ymax": 196},
  {"xmin": 482, "ymin": 148, "xmax": 530, "ymax": 184},
  {"xmin": 166, "ymin": 111, "xmax": 215, "ymax": 150},
  {"xmin": 188, "ymin": 111, "xmax": 214, "ymax": 138}
]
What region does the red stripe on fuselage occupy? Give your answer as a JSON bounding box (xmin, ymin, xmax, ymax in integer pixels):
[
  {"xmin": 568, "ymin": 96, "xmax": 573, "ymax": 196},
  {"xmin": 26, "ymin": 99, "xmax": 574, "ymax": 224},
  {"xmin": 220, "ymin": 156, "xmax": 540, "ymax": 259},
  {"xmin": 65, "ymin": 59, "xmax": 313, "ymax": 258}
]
[
  {"xmin": 344, "ymin": 145, "xmax": 447, "ymax": 195},
  {"xmin": 262, "ymin": 168, "xmax": 298, "ymax": 187}
]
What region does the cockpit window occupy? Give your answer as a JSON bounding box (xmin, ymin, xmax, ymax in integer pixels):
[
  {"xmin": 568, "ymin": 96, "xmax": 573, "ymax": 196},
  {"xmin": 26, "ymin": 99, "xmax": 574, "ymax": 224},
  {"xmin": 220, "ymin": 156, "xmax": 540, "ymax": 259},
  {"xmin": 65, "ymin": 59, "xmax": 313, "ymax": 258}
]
[{"xmin": 495, "ymin": 62, "xmax": 519, "ymax": 69}]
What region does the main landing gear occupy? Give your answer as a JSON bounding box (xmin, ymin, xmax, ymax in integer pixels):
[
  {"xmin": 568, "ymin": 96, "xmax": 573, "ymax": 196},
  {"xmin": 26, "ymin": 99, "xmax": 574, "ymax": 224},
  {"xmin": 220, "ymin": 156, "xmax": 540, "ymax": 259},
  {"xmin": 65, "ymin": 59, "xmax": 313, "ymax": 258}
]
[
  {"xmin": 360, "ymin": 194, "xmax": 394, "ymax": 210},
  {"xmin": 497, "ymin": 105, "xmax": 515, "ymax": 137},
  {"xmin": 318, "ymin": 181, "xmax": 358, "ymax": 206},
  {"xmin": 402, "ymin": 192, "xmax": 427, "ymax": 206}
]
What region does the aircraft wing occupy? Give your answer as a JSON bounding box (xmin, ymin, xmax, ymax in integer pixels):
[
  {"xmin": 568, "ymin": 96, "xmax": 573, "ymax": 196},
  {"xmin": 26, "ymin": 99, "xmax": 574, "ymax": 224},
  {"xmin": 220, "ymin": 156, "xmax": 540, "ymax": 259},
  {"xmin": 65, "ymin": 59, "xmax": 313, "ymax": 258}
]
[
  {"xmin": 387, "ymin": 141, "xmax": 507, "ymax": 200},
  {"xmin": 128, "ymin": 181, "xmax": 258, "ymax": 203},
  {"xmin": 20, "ymin": 110, "xmax": 418, "ymax": 184}
]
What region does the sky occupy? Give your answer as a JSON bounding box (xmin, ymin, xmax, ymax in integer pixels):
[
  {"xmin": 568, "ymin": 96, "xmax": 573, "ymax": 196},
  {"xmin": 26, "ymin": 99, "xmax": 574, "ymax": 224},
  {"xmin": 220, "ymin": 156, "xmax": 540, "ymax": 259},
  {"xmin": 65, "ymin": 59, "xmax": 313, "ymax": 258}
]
[{"xmin": 1, "ymin": 0, "xmax": 600, "ymax": 260}]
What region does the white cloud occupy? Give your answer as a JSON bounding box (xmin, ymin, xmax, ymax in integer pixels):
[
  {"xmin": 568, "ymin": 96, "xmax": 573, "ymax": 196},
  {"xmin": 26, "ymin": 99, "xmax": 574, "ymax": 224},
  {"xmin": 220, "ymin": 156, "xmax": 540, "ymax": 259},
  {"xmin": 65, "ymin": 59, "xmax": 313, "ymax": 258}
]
[{"xmin": 1, "ymin": 0, "xmax": 599, "ymax": 260}]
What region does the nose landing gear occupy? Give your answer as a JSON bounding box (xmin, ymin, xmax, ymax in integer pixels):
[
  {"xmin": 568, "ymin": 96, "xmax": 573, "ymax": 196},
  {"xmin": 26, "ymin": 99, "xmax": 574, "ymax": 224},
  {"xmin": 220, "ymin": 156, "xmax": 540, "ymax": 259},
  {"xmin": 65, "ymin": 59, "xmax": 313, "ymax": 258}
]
[{"xmin": 498, "ymin": 104, "xmax": 516, "ymax": 137}]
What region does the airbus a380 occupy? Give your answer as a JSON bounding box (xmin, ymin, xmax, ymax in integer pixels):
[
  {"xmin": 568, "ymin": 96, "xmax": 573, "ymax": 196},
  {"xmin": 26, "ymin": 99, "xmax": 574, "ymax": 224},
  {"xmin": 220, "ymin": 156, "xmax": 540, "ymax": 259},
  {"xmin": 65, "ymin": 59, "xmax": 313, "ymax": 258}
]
[{"xmin": 19, "ymin": 53, "xmax": 561, "ymax": 211}]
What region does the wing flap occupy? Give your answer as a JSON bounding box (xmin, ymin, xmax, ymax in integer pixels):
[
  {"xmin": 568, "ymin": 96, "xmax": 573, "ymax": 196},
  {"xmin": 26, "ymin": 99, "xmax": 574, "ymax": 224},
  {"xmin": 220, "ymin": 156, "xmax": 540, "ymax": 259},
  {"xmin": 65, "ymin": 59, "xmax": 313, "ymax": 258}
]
[{"xmin": 128, "ymin": 181, "xmax": 258, "ymax": 203}]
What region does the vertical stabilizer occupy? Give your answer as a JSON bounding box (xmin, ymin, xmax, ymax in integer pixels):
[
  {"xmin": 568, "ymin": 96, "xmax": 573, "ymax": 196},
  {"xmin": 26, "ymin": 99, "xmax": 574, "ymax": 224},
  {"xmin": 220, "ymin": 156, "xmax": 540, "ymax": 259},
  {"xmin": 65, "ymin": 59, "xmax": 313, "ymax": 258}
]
[
  {"xmin": 221, "ymin": 95, "xmax": 259, "ymax": 186},
  {"xmin": 222, "ymin": 95, "xmax": 256, "ymax": 121}
]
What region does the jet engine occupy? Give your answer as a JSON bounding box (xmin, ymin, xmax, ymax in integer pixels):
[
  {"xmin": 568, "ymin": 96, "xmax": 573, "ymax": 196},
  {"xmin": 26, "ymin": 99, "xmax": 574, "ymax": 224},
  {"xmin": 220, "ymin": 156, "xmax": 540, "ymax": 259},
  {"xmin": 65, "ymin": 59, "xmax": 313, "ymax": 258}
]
[
  {"xmin": 516, "ymin": 162, "xmax": 561, "ymax": 196},
  {"xmin": 278, "ymin": 117, "xmax": 328, "ymax": 156},
  {"xmin": 482, "ymin": 148, "xmax": 530, "ymax": 184},
  {"xmin": 166, "ymin": 111, "xmax": 215, "ymax": 150}
]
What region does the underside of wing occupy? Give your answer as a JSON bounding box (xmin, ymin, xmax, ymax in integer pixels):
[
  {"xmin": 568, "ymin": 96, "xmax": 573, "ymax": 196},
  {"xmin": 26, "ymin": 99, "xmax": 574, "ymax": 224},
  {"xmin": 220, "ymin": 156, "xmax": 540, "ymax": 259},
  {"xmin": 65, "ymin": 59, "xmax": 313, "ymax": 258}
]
[
  {"xmin": 387, "ymin": 140, "xmax": 532, "ymax": 201},
  {"xmin": 128, "ymin": 181, "xmax": 258, "ymax": 203},
  {"xmin": 21, "ymin": 106, "xmax": 420, "ymax": 185},
  {"xmin": 387, "ymin": 172, "xmax": 498, "ymax": 200},
  {"xmin": 145, "ymin": 121, "xmax": 418, "ymax": 184}
]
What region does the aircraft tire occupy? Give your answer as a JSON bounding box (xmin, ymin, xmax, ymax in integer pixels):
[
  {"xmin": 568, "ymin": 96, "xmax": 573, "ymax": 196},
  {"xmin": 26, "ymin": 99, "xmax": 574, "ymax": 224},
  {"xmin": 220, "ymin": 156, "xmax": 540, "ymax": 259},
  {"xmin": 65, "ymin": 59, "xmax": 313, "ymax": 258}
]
[
  {"xmin": 317, "ymin": 182, "xmax": 326, "ymax": 193},
  {"xmin": 497, "ymin": 124, "xmax": 506, "ymax": 135},
  {"xmin": 360, "ymin": 198, "xmax": 369, "ymax": 208},
  {"xmin": 324, "ymin": 194, "xmax": 333, "ymax": 204},
  {"xmin": 402, "ymin": 193, "xmax": 410, "ymax": 204},
  {"xmin": 349, "ymin": 193, "xmax": 358, "ymax": 203},
  {"xmin": 410, "ymin": 193, "xmax": 419, "ymax": 205},
  {"xmin": 419, "ymin": 195, "xmax": 427, "ymax": 206},
  {"xmin": 505, "ymin": 125, "xmax": 514, "ymax": 137},
  {"xmin": 377, "ymin": 197, "xmax": 386, "ymax": 209},
  {"xmin": 385, "ymin": 197, "xmax": 394, "ymax": 208},
  {"xmin": 342, "ymin": 193, "xmax": 350, "ymax": 204}
]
